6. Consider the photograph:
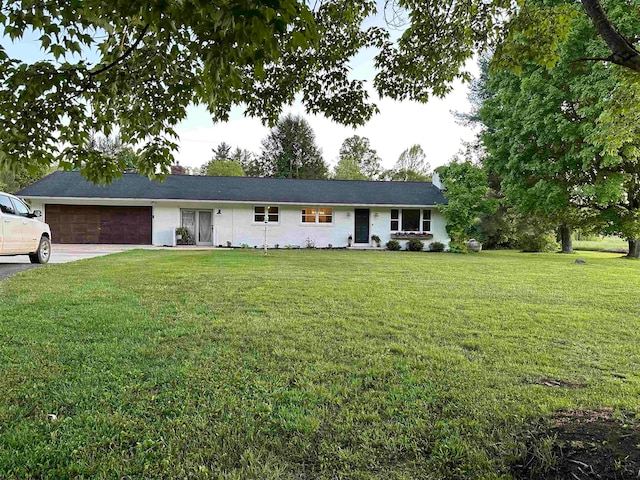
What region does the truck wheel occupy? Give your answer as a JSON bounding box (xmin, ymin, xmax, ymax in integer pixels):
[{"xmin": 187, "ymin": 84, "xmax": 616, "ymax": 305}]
[{"xmin": 29, "ymin": 236, "xmax": 51, "ymax": 264}]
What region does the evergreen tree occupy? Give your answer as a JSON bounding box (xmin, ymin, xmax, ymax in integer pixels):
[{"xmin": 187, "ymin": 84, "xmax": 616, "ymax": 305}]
[{"xmin": 260, "ymin": 114, "xmax": 328, "ymax": 179}]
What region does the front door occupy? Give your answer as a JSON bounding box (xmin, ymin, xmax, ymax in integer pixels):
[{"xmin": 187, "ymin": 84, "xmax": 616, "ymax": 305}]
[
  {"xmin": 182, "ymin": 209, "xmax": 213, "ymax": 246},
  {"xmin": 354, "ymin": 209, "xmax": 370, "ymax": 244},
  {"xmin": 198, "ymin": 211, "xmax": 213, "ymax": 245}
]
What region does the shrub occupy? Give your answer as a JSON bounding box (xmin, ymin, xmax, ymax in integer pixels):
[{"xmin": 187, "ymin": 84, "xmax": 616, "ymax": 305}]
[
  {"xmin": 516, "ymin": 233, "xmax": 558, "ymax": 252},
  {"xmin": 226, "ymin": 240, "xmax": 232, "ymax": 248},
  {"xmin": 386, "ymin": 239, "xmax": 401, "ymax": 251},
  {"xmin": 429, "ymin": 241, "xmax": 445, "ymax": 252},
  {"xmin": 448, "ymin": 241, "xmax": 468, "ymax": 254},
  {"xmin": 406, "ymin": 238, "xmax": 424, "ymax": 251},
  {"xmin": 305, "ymin": 237, "xmax": 316, "ymax": 249}
]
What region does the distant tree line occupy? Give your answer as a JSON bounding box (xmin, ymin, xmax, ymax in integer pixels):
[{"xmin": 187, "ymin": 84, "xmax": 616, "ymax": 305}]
[
  {"xmin": 1, "ymin": 112, "xmax": 436, "ymax": 194},
  {"xmin": 195, "ymin": 113, "xmax": 433, "ymax": 182}
]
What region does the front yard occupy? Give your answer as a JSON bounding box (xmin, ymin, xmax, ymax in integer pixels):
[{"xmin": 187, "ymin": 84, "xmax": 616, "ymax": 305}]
[{"xmin": 1, "ymin": 250, "xmax": 639, "ymax": 478}]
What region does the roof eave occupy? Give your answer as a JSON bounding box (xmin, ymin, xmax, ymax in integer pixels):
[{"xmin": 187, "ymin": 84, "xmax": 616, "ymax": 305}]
[{"xmin": 19, "ymin": 195, "xmax": 446, "ymax": 208}]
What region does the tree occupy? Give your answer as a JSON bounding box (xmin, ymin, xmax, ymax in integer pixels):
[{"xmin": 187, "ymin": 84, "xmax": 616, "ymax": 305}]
[
  {"xmin": 3, "ymin": 0, "xmax": 639, "ymax": 184},
  {"xmin": 199, "ymin": 143, "xmax": 246, "ymax": 176},
  {"xmin": 0, "ymin": 1, "xmax": 383, "ymax": 183},
  {"xmin": 477, "ymin": 11, "xmax": 640, "ymax": 257},
  {"xmin": 87, "ymin": 134, "xmax": 138, "ymax": 175},
  {"xmin": 332, "ymin": 157, "xmax": 368, "ymax": 180},
  {"xmin": 0, "ymin": 163, "xmax": 53, "ymax": 194},
  {"xmin": 229, "ymin": 148, "xmax": 259, "ymax": 177},
  {"xmin": 336, "ymin": 136, "xmax": 382, "ymax": 180},
  {"xmin": 375, "ymin": 0, "xmax": 640, "ymax": 105},
  {"xmin": 437, "ymin": 159, "xmax": 498, "ymax": 247},
  {"xmin": 211, "ymin": 143, "xmax": 233, "ymax": 162},
  {"xmin": 259, "ymin": 114, "xmax": 328, "ymax": 179},
  {"xmin": 203, "ymin": 161, "xmax": 245, "ymax": 177},
  {"xmin": 170, "ymin": 163, "xmax": 187, "ymax": 175},
  {"xmin": 384, "ymin": 145, "xmax": 431, "ymax": 182}
]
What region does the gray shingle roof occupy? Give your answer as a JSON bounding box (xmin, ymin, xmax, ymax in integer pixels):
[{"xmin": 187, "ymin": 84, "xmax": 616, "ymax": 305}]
[{"xmin": 17, "ymin": 171, "xmax": 447, "ymax": 206}]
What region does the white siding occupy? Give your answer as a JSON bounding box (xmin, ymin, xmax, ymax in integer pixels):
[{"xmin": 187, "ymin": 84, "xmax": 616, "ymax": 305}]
[
  {"xmin": 165, "ymin": 203, "xmax": 450, "ymax": 249},
  {"xmin": 24, "ymin": 199, "xmax": 451, "ymax": 248}
]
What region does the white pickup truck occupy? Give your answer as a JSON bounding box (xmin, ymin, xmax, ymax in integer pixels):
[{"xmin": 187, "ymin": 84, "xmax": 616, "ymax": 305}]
[{"xmin": 0, "ymin": 191, "xmax": 51, "ymax": 264}]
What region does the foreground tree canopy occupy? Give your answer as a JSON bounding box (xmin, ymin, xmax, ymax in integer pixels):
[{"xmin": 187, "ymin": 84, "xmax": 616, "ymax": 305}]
[
  {"xmin": 474, "ymin": 4, "xmax": 640, "ymax": 257},
  {"xmin": 0, "ymin": 0, "xmax": 638, "ymax": 182}
]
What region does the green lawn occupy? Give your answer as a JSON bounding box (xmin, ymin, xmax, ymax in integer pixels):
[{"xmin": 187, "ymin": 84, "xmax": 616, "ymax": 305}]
[
  {"xmin": 573, "ymin": 236, "xmax": 628, "ymax": 252},
  {"xmin": 1, "ymin": 250, "xmax": 639, "ymax": 479}
]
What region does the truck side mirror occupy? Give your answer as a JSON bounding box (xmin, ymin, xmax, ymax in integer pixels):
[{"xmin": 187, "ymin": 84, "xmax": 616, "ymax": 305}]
[{"xmin": 32, "ymin": 209, "xmax": 42, "ymax": 217}]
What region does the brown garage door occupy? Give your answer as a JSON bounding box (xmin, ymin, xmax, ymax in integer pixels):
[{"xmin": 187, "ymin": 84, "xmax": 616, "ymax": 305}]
[{"xmin": 45, "ymin": 205, "xmax": 152, "ymax": 244}]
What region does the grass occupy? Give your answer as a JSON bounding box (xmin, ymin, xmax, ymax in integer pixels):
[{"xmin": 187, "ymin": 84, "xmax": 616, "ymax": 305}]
[
  {"xmin": 1, "ymin": 249, "xmax": 639, "ymax": 479},
  {"xmin": 573, "ymin": 236, "xmax": 628, "ymax": 252}
]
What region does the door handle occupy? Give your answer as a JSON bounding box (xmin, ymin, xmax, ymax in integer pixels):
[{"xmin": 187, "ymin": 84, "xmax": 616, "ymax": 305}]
[{"xmin": 3, "ymin": 219, "xmax": 9, "ymax": 223}]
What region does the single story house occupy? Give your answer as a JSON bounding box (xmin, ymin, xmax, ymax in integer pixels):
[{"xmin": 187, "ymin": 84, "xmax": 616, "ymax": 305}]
[{"xmin": 17, "ymin": 171, "xmax": 450, "ymax": 248}]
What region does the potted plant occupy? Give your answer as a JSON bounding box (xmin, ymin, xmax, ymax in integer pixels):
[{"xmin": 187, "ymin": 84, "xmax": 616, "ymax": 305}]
[
  {"xmin": 348, "ymin": 234, "xmax": 353, "ymax": 247},
  {"xmin": 175, "ymin": 227, "xmax": 193, "ymax": 245},
  {"xmin": 371, "ymin": 234, "xmax": 381, "ymax": 248}
]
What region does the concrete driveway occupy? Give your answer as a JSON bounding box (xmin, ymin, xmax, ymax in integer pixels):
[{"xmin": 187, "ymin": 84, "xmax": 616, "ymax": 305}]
[{"xmin": 0, "ymin": 244, "xmax": 150, "ymax": 280}]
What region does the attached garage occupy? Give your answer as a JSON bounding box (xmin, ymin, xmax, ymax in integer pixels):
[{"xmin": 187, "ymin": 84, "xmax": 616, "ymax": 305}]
[{"xmin": 45, "ymin": 205, "xmax": 152, "ymax": 244}]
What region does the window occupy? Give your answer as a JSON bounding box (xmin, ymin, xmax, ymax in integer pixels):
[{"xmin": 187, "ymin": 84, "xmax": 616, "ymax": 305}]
[
  {"xmin": 254, "ymin": 206, "xmax": 265, "ymax": 222},
  {"xmin": 267, "ymin": 207, "xmax": 279, "ymax": 222},
  {"xmin": 254, "ymin": 206, "xmax": 279, "ymax": 223},
  {"xmin": 390, "ymin": 209, "xmax": 399, "ymax": 231},
  {"xmin": 301, "ymin": 207, "xmax": 317, "ymax": 223},
  {"xmin": 318, "ymin": 207, "xmax": 333, "ymax": 223},
  {"xmin": 0, "ymin": 195, "xmax": 15, "ymax": 215},
  {"xmin": 422, "ymin": 209, "xmax": 431, "ymax": 232},
  {"xmin": 302, "ymin": 207, "xmax": 333, "ymax": 224},
  {"xmin": 402, "ymin": 209, "xmax": 420, "ymax": 231},
  {"xmin": 11, "ymin": 198, "xmax": 30, "ymax": 217},
  {"xmin": 390, "ymin": 208, "xmax": 432, "ymax": 232}
]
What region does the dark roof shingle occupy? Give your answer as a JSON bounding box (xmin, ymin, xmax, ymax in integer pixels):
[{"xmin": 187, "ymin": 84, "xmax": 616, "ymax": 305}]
[{"xmin": 17, "ymin": 171, "xmax": 447, "ymax": 206}]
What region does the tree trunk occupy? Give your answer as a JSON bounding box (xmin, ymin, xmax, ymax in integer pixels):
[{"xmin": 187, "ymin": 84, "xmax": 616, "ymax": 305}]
[
  {"xmin": 581, "ymin": 0, "xmax": 640, "ymax": 72},
  {"xmin": 627, "ymin": 239, "xmax": 640, "ymax": 259},
  {"xmin": 559, "ymin": 224, "xmax": 573, "ymax": 253}
]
